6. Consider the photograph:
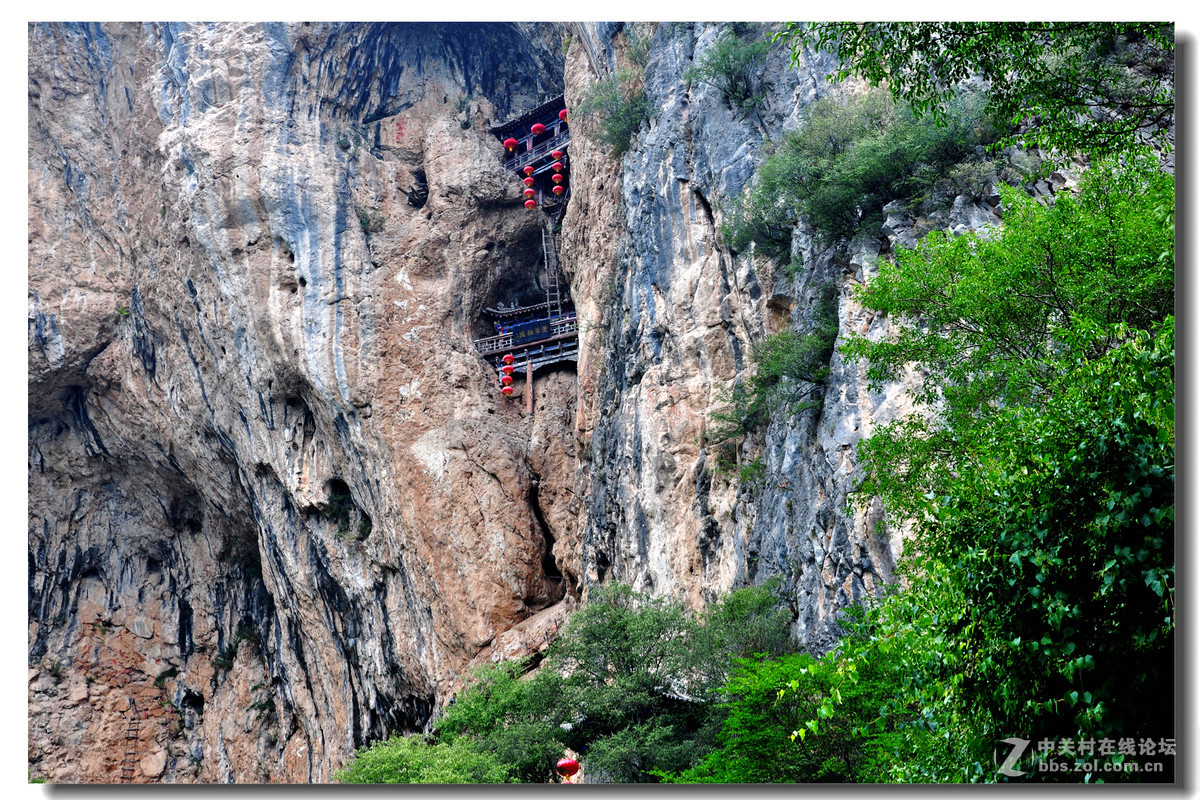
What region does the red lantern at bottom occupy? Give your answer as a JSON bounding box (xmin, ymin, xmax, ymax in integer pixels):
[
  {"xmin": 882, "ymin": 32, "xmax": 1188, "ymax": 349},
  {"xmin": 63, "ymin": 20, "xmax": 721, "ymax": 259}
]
[
  {"xmin": 525, "ymin": 199, "xmax": 537, "ymax": 209},
  {"xmin": 501, "ymin": 385, "xmax": 514, "ymax": 397},
  {"xmin": 553, "ymin": 185, "xmax": 565, "ymax": 196},
  {"xmin": 557, "ymin": 757, "xmax": 580, "ymax": 779}
]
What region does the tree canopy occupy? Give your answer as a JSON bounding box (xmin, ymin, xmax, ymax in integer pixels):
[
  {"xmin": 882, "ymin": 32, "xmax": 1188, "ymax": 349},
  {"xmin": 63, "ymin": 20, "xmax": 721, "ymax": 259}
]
[{"xmin": 775, "ymin": 22, "xmax": 1174, "ymax": 161}]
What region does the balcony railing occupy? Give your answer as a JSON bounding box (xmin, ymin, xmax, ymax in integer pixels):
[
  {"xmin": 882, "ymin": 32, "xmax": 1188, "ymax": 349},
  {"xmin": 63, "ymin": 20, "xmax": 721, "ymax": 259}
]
[
  {"xmin": 505, "ymin": 132, "xmax": 571, "ymax": 173},
  {"xmin": 474, "ymin": 317, "xmax": 578, "ymax": 357}
]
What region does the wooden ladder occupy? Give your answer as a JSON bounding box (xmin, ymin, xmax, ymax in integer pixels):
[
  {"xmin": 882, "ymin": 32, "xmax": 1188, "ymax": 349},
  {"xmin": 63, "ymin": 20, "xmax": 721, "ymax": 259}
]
[
  {"xmin": 119, "ymin": 700, "xmax": 141, "ymax": 782},
  {"xmin": 542, "ymin": 225, "xmax": 565, "ymax": 320}
]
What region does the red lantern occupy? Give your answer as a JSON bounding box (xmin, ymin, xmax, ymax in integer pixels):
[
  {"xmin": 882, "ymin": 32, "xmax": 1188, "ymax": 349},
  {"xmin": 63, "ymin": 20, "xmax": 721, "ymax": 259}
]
[
  {"xmin": 553, "ymin": 185, "xmax": 565, "ymax": 196},
  {"xmin": 502, "ymin": 353, "xmax": 514, "ymax": 364},
  {"xmin": 559, "ymin": 109, "xmax": 568, "ymax": 122},
  {"xmin": 525, "ymin": 199, "xmax": 537, "ymax": 209},
  {"xmin": 552, "ymin": 173, "xmax": 563, "ymax": 184},
  {"xmin": 500, "ymin": 373, "xmax": 513, "ymax": 386},
  {"xmin": 503, "ymin": 137, "xmax": 518, "ymax": 150},
  {"xmin": 551, "ymin": 150, "xmax": 563, "ymax": 160},
  {"xmin": 524, "ymin": 165, "xmax": 534, "ymax": 176},
  {"xmin": 552, "ymin": 162, "xmax": 563, "ymax": 172},
  {"xmin": 501, "ymin": 363, "xmax": 514, "ymax": 375},
  {"xmin": 523, "ymin": 176, "xmax": 535, "ymax": 187},
  {"xmin": 531, "ymin": 123, "xmax": 546, "ymax": 135},
  {"xmin": 524, "ymin": 188, "xmax": 535, "ymax": 198},
  {"xmin": 501, "ymin": 385, "xmax": 514, "ymax": 397},
  {"xmin": 557, "ymin": 758, "xmax": 580, "ymax": 777}
]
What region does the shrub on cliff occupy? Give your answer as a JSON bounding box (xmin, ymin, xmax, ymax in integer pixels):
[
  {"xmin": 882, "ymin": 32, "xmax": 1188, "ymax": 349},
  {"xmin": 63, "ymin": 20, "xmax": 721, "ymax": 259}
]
[
  {"xmin": 775, "ymin": 22, "xmax": 1174, "ymax": 164},
  {"xmin": 686, "ymin": 29, "xmax": 772, "ymax": 113},
  {"xmin": 576, "ymin": 68, "xmax": 650, "ymax": 157},
  {"xmin": 710, "ymin": 283, "xmax": 839, "ymax": 443},
  {"xmin": 725, "ymin": 88, "xmax": 1003, "ymax": 258}
]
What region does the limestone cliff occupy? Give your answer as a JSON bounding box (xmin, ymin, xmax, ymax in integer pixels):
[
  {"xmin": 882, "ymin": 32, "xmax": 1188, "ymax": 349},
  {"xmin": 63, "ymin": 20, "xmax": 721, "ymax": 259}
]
[{"xmin": 28, "ymin": 21, "xmax": 1005, "ymax": 782}]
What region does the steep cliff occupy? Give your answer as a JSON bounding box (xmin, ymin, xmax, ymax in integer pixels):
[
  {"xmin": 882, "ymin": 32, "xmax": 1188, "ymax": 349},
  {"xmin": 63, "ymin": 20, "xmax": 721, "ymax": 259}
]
[
  {"xmin": 29, "ymin": 21, "xmax": 573, "ymax": 782},
  {"xmin": 29, "ymin": 21, "xmax": 1008, "ymax": 783},
  {"xmin": 563, "ymin": 22, "xmax": 915, "ymax": 651}
]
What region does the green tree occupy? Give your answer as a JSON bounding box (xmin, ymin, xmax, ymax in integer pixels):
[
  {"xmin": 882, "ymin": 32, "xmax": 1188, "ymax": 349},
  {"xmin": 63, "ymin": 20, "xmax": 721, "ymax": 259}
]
[
  {"xmin": 775, "ymin": 22, "xmax": 1174, "ymax": 161},
  {"xmin": 818, "ymin": 155, "xmax": 1175, "ymax": 782},
  {"xmin": 436, "ymin": 659, "xmax": 567, "ymax": 783},
  {"xmin": 842, "ymin": 157, "xmax": 1174, "ymax": 520}
]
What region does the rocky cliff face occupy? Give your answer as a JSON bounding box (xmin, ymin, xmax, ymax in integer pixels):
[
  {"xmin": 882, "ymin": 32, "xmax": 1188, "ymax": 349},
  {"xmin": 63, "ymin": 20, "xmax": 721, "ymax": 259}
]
[
  {"xmin": 563, "ymin": 22, "xmax": 914, "ymax": 651},
  {"xmin": 29, "ymin": 21, "xmax": 1003, "ymax": 783},
  {"xmin": 29, "ymin": 21, "xmax": 573, "ymax": 783}
]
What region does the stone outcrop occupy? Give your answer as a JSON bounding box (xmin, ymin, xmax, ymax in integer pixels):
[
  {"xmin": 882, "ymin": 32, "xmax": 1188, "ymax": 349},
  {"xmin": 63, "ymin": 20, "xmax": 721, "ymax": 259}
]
[{"xmin": 29, "ymin": 21, "xmax": 1018, "ymax": 783}]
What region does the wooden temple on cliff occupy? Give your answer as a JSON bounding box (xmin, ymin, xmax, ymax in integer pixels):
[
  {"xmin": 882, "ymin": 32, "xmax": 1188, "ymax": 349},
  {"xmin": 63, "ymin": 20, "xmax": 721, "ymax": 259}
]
[{"xmin": 475, "ymin": 96, "xmax": 578, "ymax": 409}]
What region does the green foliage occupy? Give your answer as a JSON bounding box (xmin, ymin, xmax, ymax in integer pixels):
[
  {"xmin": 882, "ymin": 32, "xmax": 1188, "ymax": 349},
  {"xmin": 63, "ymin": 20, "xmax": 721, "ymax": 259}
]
[
  {"xmin": 324, "ymin": 483, "xmax": 353, "ymax": 532},
  {"xmin": 437, "ymin": 660, "xmax": 566, "ymax": 783},
  {"xmin": 347, "ymin": 583, "xmax": 795, "ymax": 783},
  {"xmin": 154, "ymin": 667, "xmax": 180, "ymax": 689},
  {"xmin": 356, "ymin": 515, "xmax": 373, "ymax": 539},
  {"xmin": 576, "ymin": 68, "xmax": 650, "ymax": 157},
  {"xmin": 686, "ymin": 30, "xmax": 772, "ymax": 113},
  {"xmin": 842, "ymin": 157, "xmax": 1174, "ymax": 519},
  {"xmin": 727, "ymin": 89, "xmax": 1004, "ymax": 257},
  {"xmin": 736, "ymin": 456, "xmax": 766, "ymax": 488},
  {"xmin": 213, "ymin": 625, "xmax": 260, "ymax": 671},
  {"xmin": 710, "ymin": 284, "xmax": 839, "ymax": 441},
  {"xmin": 923, "ymin": 320, "xmax": 1174, "ymax": 747},
  {"xmin": 336, "ymin": 734, "xmax": 512, "ymax": 783},
  {"xmin": 356, "ymin": 207, "xmax": 385, "ymax": 234},
  {"xmin": 776, "ymin": 22, "xmax": 1174, "ymax": 163},
  {"xmin": 806, "ymin": 155, "xmax": 1176, "ymax": 782}
]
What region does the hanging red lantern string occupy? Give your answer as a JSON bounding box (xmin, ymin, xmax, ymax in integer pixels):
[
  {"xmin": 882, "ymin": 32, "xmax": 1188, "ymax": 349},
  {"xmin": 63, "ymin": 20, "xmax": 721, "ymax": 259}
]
[
  {"xmin": 552, "ymin": 185, "xmax": 565, "ymax": 196},
  {"xmin": 531, "ymin": 123, "xmax": 546, "ymax": 135}
]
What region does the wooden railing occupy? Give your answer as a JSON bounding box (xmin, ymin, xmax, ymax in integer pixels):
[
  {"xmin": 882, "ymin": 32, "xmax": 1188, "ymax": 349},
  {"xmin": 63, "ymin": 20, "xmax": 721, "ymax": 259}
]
[
  {"xmin": 505, "ymin": 132, "xmax": 571, "ymax": 173},
  {"xmin": 474, "ymin": 317, "xmax": 578, "ymax": 357}
]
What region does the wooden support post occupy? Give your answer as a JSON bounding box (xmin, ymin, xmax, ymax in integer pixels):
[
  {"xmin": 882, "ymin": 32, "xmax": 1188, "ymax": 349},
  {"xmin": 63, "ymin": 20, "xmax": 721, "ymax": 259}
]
[{"xmin": 525, "ymin": 349, "xmax": 533, "ymax": 414}]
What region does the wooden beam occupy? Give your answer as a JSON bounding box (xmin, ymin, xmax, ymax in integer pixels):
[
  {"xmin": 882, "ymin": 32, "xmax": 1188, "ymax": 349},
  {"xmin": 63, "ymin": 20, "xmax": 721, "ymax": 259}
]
[{"xmin": 525, "ymin": 349, "xmax": 533, "ymax": 414}]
